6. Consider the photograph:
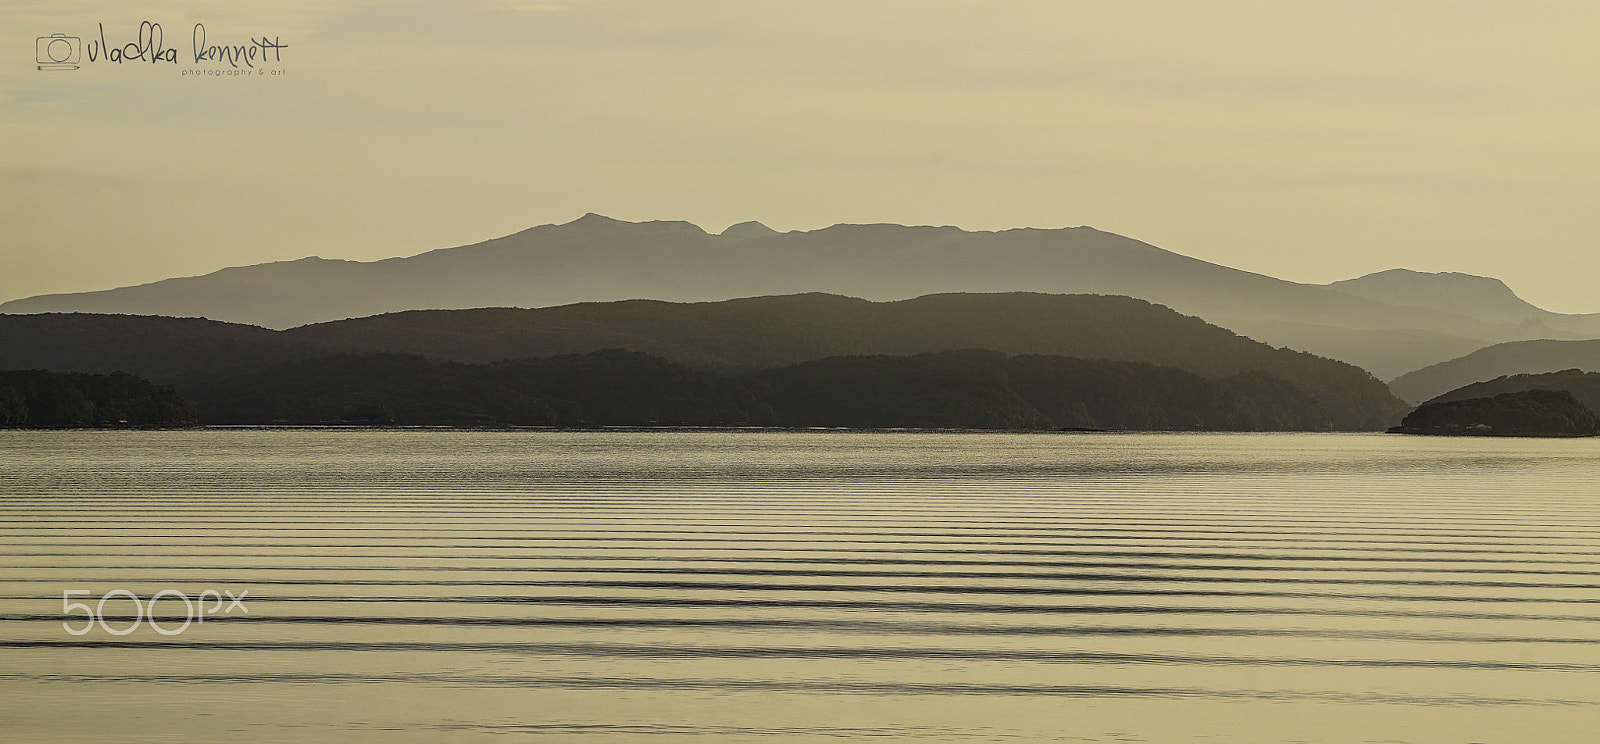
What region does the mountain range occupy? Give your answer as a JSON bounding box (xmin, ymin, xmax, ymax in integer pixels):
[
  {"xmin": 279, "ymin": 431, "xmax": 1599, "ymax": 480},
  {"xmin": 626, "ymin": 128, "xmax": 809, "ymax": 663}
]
[{"xmin": 5, "ymin": 214, "xmax": 1596, "ymax": 380}]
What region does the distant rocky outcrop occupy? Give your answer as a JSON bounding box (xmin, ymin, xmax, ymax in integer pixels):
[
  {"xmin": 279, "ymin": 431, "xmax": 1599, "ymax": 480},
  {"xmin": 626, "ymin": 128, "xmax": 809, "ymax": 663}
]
[{"xmin": 1389, "ymin": 389, "xmax": 1600, "ymax": 437}]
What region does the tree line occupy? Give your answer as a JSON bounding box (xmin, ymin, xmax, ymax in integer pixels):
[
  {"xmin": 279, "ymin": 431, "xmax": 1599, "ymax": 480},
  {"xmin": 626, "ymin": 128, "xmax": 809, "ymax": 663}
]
[{"xmin": 170, "ymin": 348, "xmax": 1336, "ymax": 430}]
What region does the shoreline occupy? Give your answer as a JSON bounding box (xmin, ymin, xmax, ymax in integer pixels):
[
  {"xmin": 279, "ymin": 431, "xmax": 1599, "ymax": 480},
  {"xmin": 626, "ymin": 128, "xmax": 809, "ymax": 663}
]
[{"xmin": 5, "ymin": 424, "xmax": 1399, "ymax": 435}]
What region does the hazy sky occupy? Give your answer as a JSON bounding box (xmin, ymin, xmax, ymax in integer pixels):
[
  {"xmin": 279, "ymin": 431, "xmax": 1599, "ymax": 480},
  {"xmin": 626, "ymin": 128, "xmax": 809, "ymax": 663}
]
[{"xmin": 4, "ymin": 1, "xmax": 1599, "ymax": 312}]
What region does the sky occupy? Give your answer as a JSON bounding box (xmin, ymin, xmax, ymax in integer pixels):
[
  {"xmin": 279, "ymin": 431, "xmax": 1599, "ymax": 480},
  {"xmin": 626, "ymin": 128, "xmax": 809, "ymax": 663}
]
[{"xmin": 3, "ymin": 0, "xmax": 1599, "ymax": 313}]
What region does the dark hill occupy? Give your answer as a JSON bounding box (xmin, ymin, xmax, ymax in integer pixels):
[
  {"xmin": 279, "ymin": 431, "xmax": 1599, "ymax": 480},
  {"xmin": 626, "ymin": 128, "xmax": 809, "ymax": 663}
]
[
  {"xmin": 177, "ymin": 349, "xmax": 1335, "ymax": 431},
  {"xmin": 1391, "ymin": 389, "xmax": 1600, "ymax": 437},
  {"xmin": 0, "ymin": 313, "xmax": 335, "ymax": 380},
  {"xmin": 1388, "ymin": 339, "xmax": 1600, "ymax": 403},
  {"xmin": 749, "ymin": 351, "xmax": 1329, "ymax": 431},
  {"xmin": 280, "ymin": 292, "xmax": 1405, "ymax": 430},
  {"xmin": 1424, "ymin": 369, "xmax": 1600, "ymax": 414},
  {"xmin": 0, "ymin": 370, "xmax": 196, "ymax": 428},
  {"xmin": 0, "ymin": 293, "xmax": 1408, "ymax": 430}
]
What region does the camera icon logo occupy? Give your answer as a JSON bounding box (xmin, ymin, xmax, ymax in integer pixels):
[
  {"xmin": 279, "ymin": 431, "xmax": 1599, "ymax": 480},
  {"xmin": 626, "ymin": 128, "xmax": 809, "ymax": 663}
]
[{"xmin": 37, "ymin": 33, "xmax": 81, "ymax": 71}]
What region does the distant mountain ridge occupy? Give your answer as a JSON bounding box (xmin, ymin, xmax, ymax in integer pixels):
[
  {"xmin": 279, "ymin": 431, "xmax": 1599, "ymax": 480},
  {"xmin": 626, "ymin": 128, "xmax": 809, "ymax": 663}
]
[
  {"xmin": 1326, "ymin": 269, "xmax": 1600, "ymax": 331},
  {"xmin": 4, "ymin": 214, "xmax": 1596, "ymax": 379}
]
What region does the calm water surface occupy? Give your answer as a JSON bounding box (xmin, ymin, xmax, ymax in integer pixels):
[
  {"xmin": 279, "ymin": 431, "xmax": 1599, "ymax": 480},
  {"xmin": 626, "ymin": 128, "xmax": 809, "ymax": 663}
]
[{"xmin": 2, "ymin": 430, "xmax": 1599, "ymax": 742}]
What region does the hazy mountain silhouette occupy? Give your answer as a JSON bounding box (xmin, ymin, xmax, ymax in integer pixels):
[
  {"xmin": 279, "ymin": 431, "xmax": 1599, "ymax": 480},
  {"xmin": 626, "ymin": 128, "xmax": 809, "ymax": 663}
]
[
  {"xmin": 721, "ymin": 220, "xmax": 782, "ymax": 239},
  {"xmin": 1388, "ymin": 339, "xmax": 1600, "ymax": 403},
  {"xmin": 5, "ymin": 214, "xmax": 1595, "ymax": 378},
  {"xmin": 1325, "ymin": 269, "xmax": 1600, "ymax": 331},
  {"xmin": 0, "ymin": 293, "xmax": 1408, "ymax": 430}
]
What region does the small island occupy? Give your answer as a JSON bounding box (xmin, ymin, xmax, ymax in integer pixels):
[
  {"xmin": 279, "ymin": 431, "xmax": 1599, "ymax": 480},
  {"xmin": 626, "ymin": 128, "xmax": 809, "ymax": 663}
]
[{"xmin": 1388, "ymin": 389, "xmax": 1600, "ymax": 437}]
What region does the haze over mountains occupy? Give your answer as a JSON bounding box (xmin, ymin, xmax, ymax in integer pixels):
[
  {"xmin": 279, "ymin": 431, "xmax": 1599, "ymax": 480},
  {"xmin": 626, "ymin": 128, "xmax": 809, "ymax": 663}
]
[{"xmin": 4, "ymin": 214, "xmax": 1597, "ymax": 380}]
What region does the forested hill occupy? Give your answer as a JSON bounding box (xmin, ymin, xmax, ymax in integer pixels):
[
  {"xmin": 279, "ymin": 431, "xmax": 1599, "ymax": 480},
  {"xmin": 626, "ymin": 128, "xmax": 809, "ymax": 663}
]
[
  {"xmin": 2, "ymin": 292, "xmax": 1409, "ymax": 430},
  {"xmin": 282, "ymin": 293, "xmax": 1406, "ymax": 429},
  {"xmin": 0, "ymin": 370, "xmax": 195, "ymax": 428},
  {"xmin": 284, "ymin": 292, "xmax": 1282, "ymax": 372},
  {"xmin": 178, "ymin": 349, "xmax": 1336, "ymax": 431},
  {"xmin": 0, "ymin": 313, "xmax": 330, "ymax": 379},
  {"xmin": 1391, "ymin": 389, "xmax": 1600, "ymax": 437},
  {"xmin": 1388, "ymin": 339, "xmax": 1600, "ymax": 404},
  {"xmin": 1424, "ymin": 369, "xmax": 1600, "ymax": 414}
]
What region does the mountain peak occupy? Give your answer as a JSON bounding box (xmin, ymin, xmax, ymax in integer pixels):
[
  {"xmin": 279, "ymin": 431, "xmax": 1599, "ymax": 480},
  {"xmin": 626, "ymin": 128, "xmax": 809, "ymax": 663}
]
[
  {"xmin": 721, "ymin": 221, "xmax": 780, "ymax": 239},
  {"xmin": 568, "ymin": 212, "xmax": 624, "ymax": 226},
  {"xmin": 560, "ymin": 213, "xmax": 708, "ymax": 236}
]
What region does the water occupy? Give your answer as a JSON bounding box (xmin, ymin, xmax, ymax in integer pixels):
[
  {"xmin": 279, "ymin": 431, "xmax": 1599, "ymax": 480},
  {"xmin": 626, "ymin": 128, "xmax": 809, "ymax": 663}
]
[{"xmin": 2, "ymin": 430, "xmax": 1599, "ymax": 743}]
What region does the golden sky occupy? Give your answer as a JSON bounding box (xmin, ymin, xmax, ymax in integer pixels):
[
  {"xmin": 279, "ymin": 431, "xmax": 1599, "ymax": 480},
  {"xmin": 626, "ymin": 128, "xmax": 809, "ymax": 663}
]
[{"xmin": 4, "ymin": 1, "xmax": 1599, "ymax": 312}]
